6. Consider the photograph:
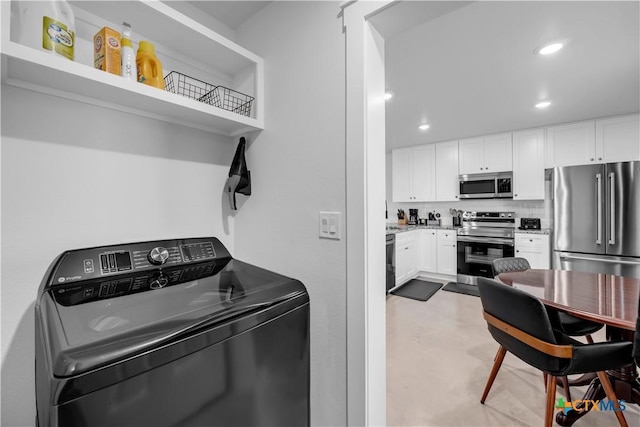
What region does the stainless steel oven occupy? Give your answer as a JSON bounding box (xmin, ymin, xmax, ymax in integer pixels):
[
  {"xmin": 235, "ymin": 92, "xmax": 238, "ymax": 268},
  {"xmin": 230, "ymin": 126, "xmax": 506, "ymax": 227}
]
[
  {"xmin": 459, "ymin": 172, "xmax": 513, "ymax": 199},
  {"xmin": 457, "ymin": 212, "xmax": 516, "ymax": 284}
]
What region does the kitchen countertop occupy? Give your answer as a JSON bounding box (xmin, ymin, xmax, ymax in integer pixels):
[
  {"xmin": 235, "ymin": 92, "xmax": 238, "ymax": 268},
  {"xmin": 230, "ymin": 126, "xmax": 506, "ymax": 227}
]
[
  {"xmin": 386, "ymin": 225, "xmax": 552, "ymax": 235},
  {"xmin": 386, "ymin": 224, "xmax": 458, "ymax": 234}
]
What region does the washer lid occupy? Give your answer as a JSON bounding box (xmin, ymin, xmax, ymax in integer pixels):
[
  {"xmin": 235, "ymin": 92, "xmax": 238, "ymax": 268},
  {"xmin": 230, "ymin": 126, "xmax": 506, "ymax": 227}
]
[{"xmin": 41, "ymin": 259, "xmax": 306, "ymax": 378}]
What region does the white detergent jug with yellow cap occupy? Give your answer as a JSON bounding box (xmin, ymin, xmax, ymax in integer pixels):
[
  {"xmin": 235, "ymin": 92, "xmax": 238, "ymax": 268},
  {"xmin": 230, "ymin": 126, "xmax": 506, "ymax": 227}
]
[{"xmin": 14, "ymin": 0, "xmax": 75, "ymax": 61}]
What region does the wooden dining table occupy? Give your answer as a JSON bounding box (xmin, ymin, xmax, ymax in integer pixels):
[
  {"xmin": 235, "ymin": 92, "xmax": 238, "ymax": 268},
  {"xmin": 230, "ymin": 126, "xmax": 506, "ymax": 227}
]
[{"xmin": 497, "ymin": 269, "xmax": 640, "ymax": 427}]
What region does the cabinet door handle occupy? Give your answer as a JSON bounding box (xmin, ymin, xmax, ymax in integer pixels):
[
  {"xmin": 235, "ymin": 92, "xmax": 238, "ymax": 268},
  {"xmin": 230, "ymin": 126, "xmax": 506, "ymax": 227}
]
[
  {"xmin": 514, "ymin": 194, "xmax": 518, "ymax": 197},
  {"xmin": 591, "ymin": 158, "xmax": 594, "ymax": 161},
  {"xmin": 516, "ymin": 250, "xmax": 520, "ymax": 253},
  {"xmin": 598, "ymin": 157, "xmax": 602, "ymax": 161}
]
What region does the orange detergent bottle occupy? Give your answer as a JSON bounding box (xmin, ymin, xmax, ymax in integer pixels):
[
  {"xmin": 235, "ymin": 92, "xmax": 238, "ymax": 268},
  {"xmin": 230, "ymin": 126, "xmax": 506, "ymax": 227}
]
[{"xmin": 136, "ymin": 41, "xmax": 165, "ymax": 89}]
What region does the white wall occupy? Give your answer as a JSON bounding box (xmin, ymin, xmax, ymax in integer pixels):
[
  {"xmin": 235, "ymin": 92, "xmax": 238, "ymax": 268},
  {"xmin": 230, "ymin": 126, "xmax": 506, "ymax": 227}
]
[
  {"xmin": 234, "ymin": 2, "xmax": 347, "ymax": 426},
  {"xmin": 0, "ymin": 85, "xmax": 235, "ymax": 426}
]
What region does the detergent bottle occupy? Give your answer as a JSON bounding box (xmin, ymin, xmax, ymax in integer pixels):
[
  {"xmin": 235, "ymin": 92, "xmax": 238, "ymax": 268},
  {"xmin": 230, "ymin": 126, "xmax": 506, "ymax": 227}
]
[
  {"xmin": 120, "ymin": 22, "xmax": 137, "ymax": 81},
  {"xmin": 136, "ymin": 41, "xmax": 165, "ymax": 89},
  {"xmin": 14, "ymin": 0, "xmax": 75, "ymax": 61}
]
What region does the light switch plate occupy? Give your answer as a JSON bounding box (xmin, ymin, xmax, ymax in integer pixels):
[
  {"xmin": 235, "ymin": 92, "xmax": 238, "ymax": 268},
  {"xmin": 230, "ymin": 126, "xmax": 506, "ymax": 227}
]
[{"xmin": 319, "ymin": 212, "xmax": 341, "ymax": 240}]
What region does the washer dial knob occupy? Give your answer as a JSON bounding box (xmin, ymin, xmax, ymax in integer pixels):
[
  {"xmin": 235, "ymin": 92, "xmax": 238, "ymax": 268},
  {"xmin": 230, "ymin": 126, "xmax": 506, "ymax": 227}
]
[{"xmin": 148, "ymin": 247, "xmax": 169, "ymax": 265}]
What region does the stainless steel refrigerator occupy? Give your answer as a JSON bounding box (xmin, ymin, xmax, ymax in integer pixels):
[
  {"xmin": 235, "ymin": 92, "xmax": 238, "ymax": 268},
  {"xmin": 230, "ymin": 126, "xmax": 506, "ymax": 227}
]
[{"xmin": 553, "ymin": 161, "xmax": 640, "ymax": 278}]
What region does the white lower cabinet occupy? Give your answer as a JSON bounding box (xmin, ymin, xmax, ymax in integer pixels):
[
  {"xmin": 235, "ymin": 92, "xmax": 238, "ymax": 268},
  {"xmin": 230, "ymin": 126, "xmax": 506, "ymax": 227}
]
[
  {"xmin": 395, "ymin": 228, "xmax": 457, "ymax": 287},
  {"xmin": 418, "ymin": 229, "xmax": 437, "ymax": 273},
  {"xmin": 395, "ymin": 231, "xmax": 418, "ymax": 286},
  {"xmin": 436, "ymin": 230, "xmax": 457, "ymax": 275},
  {"xmin": 515, "ymin": 233, "xmax": 550, "ymax": 269}
]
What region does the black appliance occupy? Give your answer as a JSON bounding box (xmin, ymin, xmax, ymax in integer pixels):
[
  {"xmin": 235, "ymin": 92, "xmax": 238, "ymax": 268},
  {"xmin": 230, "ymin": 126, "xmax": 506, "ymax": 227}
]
[
  {"xmin": 408, "ymin": 209, "xmax": 419, "ymax": 225},
  {"xmin": 35, "ymin": 237, "xmax": 309, "ymax": 427},
  {"xmin": 457, "ymin": 211, "xmax": 516, "ymax": 284},
  {"xmin": 386, "ymin": 233, "xmax": 395, "ymax": 292},
  {"xmin": 458, "ymin": 172, "xmax": 513, "ymax": 199},
  {"xmin": 520, "ymin": 218, "xmax": 541, "ymax": 230}
]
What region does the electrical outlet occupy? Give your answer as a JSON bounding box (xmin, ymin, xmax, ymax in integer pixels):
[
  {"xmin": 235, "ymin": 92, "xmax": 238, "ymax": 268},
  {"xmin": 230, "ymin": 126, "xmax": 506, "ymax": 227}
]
[{"xmin": 319, "ymin": 212, "xmax": 341, "ymax": 240}]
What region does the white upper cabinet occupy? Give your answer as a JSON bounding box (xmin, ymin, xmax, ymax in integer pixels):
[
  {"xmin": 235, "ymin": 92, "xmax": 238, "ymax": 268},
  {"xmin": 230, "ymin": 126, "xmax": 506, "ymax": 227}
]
[
  {"xmin": 545, "ymin": 120, "xmax": 595, "ymax": 167},
  {"xmin": 435, "ymin": 140, "xmax": 459, "ymax": 201},
  {"xmin": 545, "ymin": 115, "xmax": 639, "ymax": 167},
  {"xmin": 458, "ymin": 137, "xmax": 484, "ymax": 174},
  {"xmin": 595, "ymin": 114, "xmax": 640, "ymax": 163},
  {"xmin": 459, "ymin": 133, "xmax": 512, "ymax": 174},
  {"xmin": 392, "ymin": 145, "xmax": 435, "ymax": 202},
  {"xmin": 392, "ymin": 148, "xmax": 412, "ymax": 202},
  {"xmin": 1, "ymin": 1, "xmax": 264, "ymax": 136},
  {"xmin": 512, "ymin": 128, "xmax": 545, "ymax": 200},
  {"xmin": 483, "ymin": 133, "xmax": 513, "ymax": 173}
]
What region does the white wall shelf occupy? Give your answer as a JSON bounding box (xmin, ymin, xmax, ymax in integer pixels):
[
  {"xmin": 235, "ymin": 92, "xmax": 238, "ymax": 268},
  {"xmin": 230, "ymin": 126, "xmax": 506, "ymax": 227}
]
[{"xmin": 1, "ymin": 0, "xmax": 264, "ymax": 137}]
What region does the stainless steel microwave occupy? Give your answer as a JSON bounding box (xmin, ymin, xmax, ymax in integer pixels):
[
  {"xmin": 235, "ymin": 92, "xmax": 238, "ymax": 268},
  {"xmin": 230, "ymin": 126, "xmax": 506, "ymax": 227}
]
[{"xmin": 458, "ymin": 172, "xmax": 513, "ymax": 199}]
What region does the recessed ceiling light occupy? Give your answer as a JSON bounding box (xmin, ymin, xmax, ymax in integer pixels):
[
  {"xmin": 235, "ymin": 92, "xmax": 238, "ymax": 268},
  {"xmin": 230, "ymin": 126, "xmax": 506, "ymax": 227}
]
[
  {"xmin": 384, "ymin": 91, "xmax": 394, "ymax": 101},
  {"xmin": 419, "ymin": 124, "xmax": 430, "ymax": 131},
  {"xmin": 535, "ymin": 101, "xmax": 552, "ymax": 109},
  {"xmin": 536, "ymin": 42, "xmax": 564, "ymax": 55}
]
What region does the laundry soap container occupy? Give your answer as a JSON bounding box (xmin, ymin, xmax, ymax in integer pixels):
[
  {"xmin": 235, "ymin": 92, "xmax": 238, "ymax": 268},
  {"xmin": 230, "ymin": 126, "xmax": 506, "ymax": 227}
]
[
  {"xmin": 14, "ymin": 0, "xmax": 75, "ymax": 60},
  {"xmin": 136, "ymin": 41, "xmax": 165, "ymax": 89}
]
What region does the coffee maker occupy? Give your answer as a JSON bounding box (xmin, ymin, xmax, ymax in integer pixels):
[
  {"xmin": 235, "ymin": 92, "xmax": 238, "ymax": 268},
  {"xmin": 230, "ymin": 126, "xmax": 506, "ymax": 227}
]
[{"xmin": 408, "ymin": 209, "xmax": 419, "ymax": 225}]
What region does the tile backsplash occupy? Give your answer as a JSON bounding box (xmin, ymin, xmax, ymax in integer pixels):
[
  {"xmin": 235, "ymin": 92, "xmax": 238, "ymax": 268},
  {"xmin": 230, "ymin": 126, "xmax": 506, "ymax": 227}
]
[{"xmin": 387, "ymin": 179, "xmax": 553, "ymax": 229}]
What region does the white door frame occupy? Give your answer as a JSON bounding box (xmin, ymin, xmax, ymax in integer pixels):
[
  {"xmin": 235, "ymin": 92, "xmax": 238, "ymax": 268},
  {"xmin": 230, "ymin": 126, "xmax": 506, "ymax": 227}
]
[{"xmin": 343, "ymin": 1, "xmax": 394, "ymax": 425}]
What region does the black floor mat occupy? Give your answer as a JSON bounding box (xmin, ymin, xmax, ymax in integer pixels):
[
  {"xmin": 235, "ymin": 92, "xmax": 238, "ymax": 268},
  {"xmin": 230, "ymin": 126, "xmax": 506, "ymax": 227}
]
[
  {"xmin": 442, "ymin": 282, "xmax": 480, "ymax": 297},
  {"xmin": 390, "ymin": 279, "xmax": 442, "ymax": 301}
]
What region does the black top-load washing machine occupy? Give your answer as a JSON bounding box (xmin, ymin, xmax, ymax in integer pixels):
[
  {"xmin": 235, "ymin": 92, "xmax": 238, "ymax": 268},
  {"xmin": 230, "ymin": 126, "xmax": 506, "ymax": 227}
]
[{"xmin": 35, "ymin": 237, "xmax": 309, "ymax": 427}]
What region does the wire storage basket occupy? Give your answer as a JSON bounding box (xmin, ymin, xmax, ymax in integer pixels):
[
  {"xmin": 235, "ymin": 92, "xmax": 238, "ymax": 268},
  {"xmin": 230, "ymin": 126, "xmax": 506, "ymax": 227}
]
[
  {"xmin": 200, "ymin": 86, "xmax": 254, "ymax": 117},
  {"xmin": 164, "ymin": 72, "xmax": 216, "ymax": 102},
  {"xmin": 164, "ymin": 72, "xmax": 254, "ymax": 118}
]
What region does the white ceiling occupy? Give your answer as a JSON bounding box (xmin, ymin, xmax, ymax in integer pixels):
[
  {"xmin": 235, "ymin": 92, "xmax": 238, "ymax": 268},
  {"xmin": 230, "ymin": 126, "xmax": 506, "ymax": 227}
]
[{"xmin": 377, "ymin": 1, "xmax": 640, "ymax": 151}]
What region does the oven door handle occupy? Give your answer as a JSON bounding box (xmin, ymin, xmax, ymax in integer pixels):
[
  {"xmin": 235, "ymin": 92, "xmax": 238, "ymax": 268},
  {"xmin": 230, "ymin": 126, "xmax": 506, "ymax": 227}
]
[{"xmin": 456, "ymin": 236, "xmax": 515, "ymax": 246}]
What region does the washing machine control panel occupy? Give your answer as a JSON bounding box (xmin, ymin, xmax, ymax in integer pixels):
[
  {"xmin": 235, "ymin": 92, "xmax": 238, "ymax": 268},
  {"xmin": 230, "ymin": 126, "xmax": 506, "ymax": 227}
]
[
  {"xmin": 51, "ymin": 261, "xmax": 226, "ymax": 306},
  {"xmin": 48, "ymin": 238, "xmax": 231, "ymax": 287}
]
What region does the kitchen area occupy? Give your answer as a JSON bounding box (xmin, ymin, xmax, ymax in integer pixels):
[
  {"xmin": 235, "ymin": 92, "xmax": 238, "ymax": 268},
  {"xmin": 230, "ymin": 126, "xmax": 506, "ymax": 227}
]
[
  {"xmin": 385, "ymin": 117, "xmax": 640, "ymax": 292},
  {"xmin": 382, "ymin": 1, "xmax": 640, "ymax": 295}
]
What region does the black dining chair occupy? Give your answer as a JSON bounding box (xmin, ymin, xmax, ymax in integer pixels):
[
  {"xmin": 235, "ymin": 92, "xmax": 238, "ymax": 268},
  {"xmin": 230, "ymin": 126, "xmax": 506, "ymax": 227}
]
[
  {"xmin": 492, "ymin": 257, "xmax": 604, "ymax": 401},
  {"xmin": 477, "ymin": 277, "xmax": 632, "ymax": 427}
]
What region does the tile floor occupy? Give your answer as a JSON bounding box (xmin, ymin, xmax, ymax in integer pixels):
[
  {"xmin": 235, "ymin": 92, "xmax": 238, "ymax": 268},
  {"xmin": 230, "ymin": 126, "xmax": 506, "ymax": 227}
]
[{"xmin": 386, "ymin": 278, "xmax": 640, "ymax": 426}]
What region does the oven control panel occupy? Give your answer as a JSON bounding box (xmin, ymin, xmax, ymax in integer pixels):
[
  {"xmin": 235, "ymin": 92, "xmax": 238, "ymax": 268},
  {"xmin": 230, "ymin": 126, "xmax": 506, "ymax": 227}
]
[
  {"xmin": 47, "ymin": 238, "xmax": 231, "ymax": 287},
  {"xmin": 465, "ymin": 211, "xmax": 514, "ymax": 220}
]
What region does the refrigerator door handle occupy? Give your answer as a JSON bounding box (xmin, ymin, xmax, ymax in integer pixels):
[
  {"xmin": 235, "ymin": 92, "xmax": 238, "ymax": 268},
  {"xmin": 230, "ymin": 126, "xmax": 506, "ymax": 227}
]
[
  {"xmin": 558, "ymin": 253, "xmax": 640, "ymax": 266},
  {"xmin": 608, "ymin": 172, "xmax": 615, "ymax": 245},
  {"xmin": 596, "ymin": 173, "xmax": 602, "ymax": 245}
]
